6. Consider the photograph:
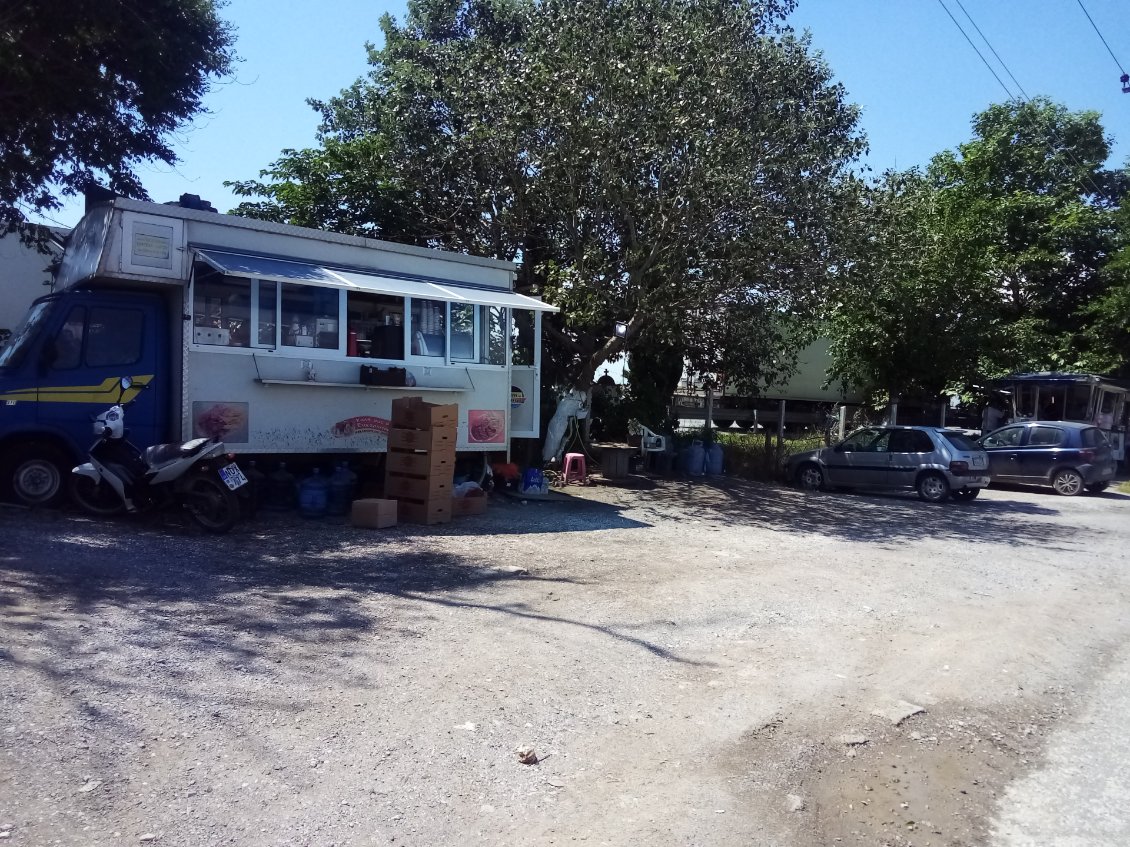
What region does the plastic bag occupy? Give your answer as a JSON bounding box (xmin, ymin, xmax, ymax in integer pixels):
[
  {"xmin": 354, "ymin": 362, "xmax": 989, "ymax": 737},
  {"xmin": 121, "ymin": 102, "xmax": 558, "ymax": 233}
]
[{"xmin": 520, "ymin": 467, "xmax": 549, "ymax": 495}]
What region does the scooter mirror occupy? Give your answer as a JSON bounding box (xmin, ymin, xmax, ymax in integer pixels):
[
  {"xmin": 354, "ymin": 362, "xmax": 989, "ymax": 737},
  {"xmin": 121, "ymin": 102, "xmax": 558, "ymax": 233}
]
[{"xmin": 119, "ymin": 376, "xmax": 133, "ymax": 391}]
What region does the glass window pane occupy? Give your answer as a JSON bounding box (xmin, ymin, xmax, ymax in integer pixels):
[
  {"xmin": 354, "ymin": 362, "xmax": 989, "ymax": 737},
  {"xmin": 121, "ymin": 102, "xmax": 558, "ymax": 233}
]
[
  {"xmin": 982, "ymin": 426, "xmax": 1023, "ymax": 448},
  {"xmin": 86, "ymin": 308, "xmax": 144, "ymax": 367},
  {"xmin": 52, "ymin": 307, "xmax": 86, "ymax": 370},
  {"xmin": 411, "ymin": 299, "xmax": 446, "ymax": 358},
  {"xmin": 1029, "ymin": 426, "xmax": 1064, "ymax": 446},
  {"xmin": 347, "ymin": 291, "xmax": 404, "ymax": 360},
  {"xmin": 282, "ymin": 284, "xmax": 340, "ymax": 350},
  {"xmin": 485, "ymin": 306, "xmax": 506, "ymax": 365},
  {"xmin": 193, "ymin": 272, "xmax": 252, "ymax": 346},
  {"xmin": 941, "ymin": 431, "xmax": 979, "ymax": 451},
  {"xmin": 257, "ymin": 281, "xmax": 277, "ymax": 347},
  {"xmin": 511, "ymin": 309, "xmax": 535, "ymax": 366},
  {"xmin": 450, "ymin": 303, "xmax": 476, "ymax": 361}
]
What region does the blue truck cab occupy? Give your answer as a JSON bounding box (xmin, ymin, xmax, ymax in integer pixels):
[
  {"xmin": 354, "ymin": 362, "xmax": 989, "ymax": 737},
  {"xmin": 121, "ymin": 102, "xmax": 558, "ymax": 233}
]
[{"xmin": 0, "ymin": 288, "xmax": 171, "ymax": 505}]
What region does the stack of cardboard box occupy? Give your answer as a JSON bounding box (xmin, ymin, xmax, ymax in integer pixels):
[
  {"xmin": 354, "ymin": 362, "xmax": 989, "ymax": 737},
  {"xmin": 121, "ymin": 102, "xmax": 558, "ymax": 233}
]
[{"xmin": 385, "ymin": 397, "xmax": 457, "ymax": 524}]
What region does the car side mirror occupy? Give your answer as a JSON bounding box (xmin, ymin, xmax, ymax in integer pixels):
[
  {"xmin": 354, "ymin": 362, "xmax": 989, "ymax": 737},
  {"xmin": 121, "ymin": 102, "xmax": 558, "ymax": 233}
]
[{"xmin": 835, "ymin": 443, "xmax": 849, "ymax": 453}]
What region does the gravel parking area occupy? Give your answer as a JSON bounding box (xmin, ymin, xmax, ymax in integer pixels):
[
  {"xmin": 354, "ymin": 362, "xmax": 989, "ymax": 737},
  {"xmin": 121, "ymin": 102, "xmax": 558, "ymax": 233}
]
[{"xmin": 2, "ymin": 478, "xmax": 1129, "ymax": 846}]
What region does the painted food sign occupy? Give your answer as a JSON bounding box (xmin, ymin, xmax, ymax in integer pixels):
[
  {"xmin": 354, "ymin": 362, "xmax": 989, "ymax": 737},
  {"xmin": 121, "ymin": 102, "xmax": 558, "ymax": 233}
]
[
  {"xmin": 331, "ymin": 416, "xmax": 390, "ymax": 438},
  {"xmin": 468, "ymin": 410, "xmax": 505, "ymax": 444},
  {"xmin": 193, "ymin": 401, "xmax": 249, "ymax": 443}
]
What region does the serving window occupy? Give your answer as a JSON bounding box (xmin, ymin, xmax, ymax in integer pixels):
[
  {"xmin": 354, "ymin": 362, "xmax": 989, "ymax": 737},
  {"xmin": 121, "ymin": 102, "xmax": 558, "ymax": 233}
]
[
  {"xmin": 191, "ymin": 265, "xmax": 512, "ymax": 368},
  {"xmin": 347, "ymin": 291, "xmax": 404, "ymax": 360}
]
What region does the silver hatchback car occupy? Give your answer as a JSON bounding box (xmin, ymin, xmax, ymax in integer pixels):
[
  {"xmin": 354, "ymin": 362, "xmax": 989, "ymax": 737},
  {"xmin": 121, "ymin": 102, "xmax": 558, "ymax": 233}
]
[{"xmin": 789, "ymin": 426, "xmax": 991, "ymax": 502}]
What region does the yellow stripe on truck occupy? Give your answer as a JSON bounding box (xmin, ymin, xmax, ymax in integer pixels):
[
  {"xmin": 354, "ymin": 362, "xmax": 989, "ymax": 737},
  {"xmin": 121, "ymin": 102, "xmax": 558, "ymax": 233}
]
[{"xmin": 0, "ymin": 375, "xmax": 154, "ymax": 404}]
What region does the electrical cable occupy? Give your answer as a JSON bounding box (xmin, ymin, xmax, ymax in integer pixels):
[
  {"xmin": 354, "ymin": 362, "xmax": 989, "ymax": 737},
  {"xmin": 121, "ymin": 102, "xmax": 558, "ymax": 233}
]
[
  {"xmin": 939, "ymin": 0, "xmax": 1114, "ymax": 205},
  {"xmin": 1075, "ymin": 0, "xmax": 1127, "ymax": 75},
  {"xmin": 935, "ymin": 0, "xmax": 1016, "ymax": 100},
  {"xmin": 953, "ymin": 0, "xmax": 1030, "ymax": 100}
]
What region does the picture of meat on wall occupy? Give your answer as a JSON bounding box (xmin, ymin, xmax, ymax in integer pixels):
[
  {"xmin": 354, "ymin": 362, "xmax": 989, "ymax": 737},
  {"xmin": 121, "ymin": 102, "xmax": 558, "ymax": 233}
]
[
  {"xmin": 192, "ymin": 401, "xmax": 250, "ymax": 443},
  {"xmin": 468, "ymin": 410, "xmax": 505, "ymax": 444}
]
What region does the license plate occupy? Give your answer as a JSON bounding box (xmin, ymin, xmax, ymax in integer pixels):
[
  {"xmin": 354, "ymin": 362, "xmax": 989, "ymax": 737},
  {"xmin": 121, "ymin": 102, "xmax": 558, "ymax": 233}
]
[
  {"xmin": 972, "ymin": 456, "xmax": 986, "ymax": 468},
  {"xmin": 219, "ymin": 462, "xmax": 249, "ymax": 491}
]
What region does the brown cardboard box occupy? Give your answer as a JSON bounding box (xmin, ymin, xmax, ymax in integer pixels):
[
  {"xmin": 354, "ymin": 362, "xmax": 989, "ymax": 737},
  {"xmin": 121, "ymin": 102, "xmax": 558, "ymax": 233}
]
[
  {"xmin": 451, "ymin": 495, "xmax": 488, "ymax": 516},
  {"xmin": 398, "ymin": 498, "xmax": 452, "ymax": 525},
  {"xmin": 388, "ymin": 425, "xmax": 456, "ymax": 453},
  {"xmin": 386, "ymin": 449, "xmax": 454, "ymax": 478},
  {"xmin": 350, "ymin": 498, "xmax": 398, "ymax": 529},
  {"xmin": 385, "ymin": 473, "xmax": 452, "ymax": 501},
  {"xmin": 391, "ymin": 397, "xmax": 458, "ymax": 430}
]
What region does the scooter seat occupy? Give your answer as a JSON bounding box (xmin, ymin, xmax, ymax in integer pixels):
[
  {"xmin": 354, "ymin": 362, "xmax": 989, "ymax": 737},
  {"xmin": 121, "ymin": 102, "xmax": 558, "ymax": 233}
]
[{"xmin": 144, "ymin": 438, "xmax": 211, "ymax": 468}]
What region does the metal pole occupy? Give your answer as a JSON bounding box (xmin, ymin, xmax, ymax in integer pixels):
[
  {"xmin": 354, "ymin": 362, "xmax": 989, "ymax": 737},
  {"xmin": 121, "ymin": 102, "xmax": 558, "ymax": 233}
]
[
  {"xmin": 704, "ymin": 383, "xmax": 714, "ymax": 438},
  {"xmin": 777, "ymin": 399, "xmax": 786, "ymax": 451}
]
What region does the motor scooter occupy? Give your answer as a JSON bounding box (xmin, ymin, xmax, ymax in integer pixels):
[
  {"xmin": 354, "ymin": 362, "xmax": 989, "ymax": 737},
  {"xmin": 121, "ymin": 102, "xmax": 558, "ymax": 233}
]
[{"xmin": 70, "ymin": 377, "xmax": 247, "ymax": 533}]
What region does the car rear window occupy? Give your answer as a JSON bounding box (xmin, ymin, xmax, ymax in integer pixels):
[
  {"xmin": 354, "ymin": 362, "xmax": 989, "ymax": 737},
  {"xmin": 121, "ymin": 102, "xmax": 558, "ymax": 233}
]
[
  {"xmin": 1029, "ymin": 426, "xmax": 1065, "ymax": 447},
  {"xmin": 1081, "ymin": 427, "xmax": 1109, "ymax": 448},
  {"xmin": 941, "ymin": 431, "xmax": 980, "ymax": 451}
]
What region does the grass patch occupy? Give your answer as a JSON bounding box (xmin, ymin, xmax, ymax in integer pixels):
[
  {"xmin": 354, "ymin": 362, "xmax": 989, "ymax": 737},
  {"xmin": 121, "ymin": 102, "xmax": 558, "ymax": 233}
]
[{"xmin": 1119, "ymin": 480, "xmax": 1130, "ymax": 495}]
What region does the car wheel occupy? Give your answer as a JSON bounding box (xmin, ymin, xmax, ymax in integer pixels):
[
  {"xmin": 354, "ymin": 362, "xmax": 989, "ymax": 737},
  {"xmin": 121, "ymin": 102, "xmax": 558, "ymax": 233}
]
[
  {"xmin": 5, "ymin": 443, "xmax": 68, "ymax": 507},
  {"xmin": 1085, "ymin": 481, "xmax": 1109, "ymax": 494},
  {"xmin": 917, "ymin": 472, "xmax": 950, "ymax": 503},
  {"xmin": 1051, "ymin": 468, "xmax": 1084, "ymax": 496},
  {"xmin": 951, "ymin": 487, "xmax": 980, "ymax": 502},
  {"xmin": 796, "ymin": 463, "xmax": 825, "ymax": 492}
]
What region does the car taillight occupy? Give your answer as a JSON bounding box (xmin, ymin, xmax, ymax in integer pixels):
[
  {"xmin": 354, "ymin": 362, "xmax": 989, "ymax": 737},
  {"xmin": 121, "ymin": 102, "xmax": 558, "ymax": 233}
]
[
  {"xmin": 1079, "ymin": 449, "xmax": 1094, "ymax": 462},
  {"xmin": 949, "ymin": 460, "xmax": 969, "ymax": 474}
]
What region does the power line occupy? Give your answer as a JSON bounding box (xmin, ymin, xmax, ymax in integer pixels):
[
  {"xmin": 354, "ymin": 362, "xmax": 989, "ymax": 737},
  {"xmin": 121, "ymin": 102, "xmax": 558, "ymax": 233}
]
[
  {"xmin": 953, "ymin": 0, "xmax": 1030, "ymax": 100},
  {"xmin": 1075, "ymin": 0, "xmax": 1127, "ymax": 76},
  {"xmin": 935, "ymin": 0, "xmax": 1017, "ymax": 100}
]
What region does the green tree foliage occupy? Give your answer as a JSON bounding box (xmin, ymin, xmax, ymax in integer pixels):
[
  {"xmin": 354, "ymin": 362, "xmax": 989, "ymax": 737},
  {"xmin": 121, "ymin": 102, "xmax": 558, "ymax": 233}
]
[
  {"xmin": 1080, "ymin": 203, "xmax": 1130, "ymax": 377},
  {"xmin": 929, "ymin": 98, "xmax": 1123, "ymax": 376},
  {"xmin": 827, "ymin": 98, "xmax": 1126, "ymax": 406},
  {"xmin": 230, "ymin": 0, "xmax": 865, "ymax": 391},
  {"xmin": 0, "ymin": 0, "xmax": 236, "ymax": 233},
  {"xmin": 827, "ymin": 170, "xmax": 995, "ymax": 406}
]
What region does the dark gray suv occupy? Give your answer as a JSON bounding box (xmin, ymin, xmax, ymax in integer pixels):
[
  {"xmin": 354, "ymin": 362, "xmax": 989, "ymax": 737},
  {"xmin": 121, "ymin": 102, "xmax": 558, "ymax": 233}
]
[
  {"xmin": 979, "ymin": 420, "xmax": 1117, "ymax": 495},
  {"xmin": 789, "ymin": 426, "xmax": 991, "ymax": 502}
]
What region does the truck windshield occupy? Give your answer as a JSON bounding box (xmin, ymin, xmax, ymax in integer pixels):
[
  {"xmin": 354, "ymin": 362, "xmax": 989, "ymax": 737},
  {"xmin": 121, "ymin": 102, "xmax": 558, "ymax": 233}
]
[{"xmin": 0, "ymin": 301, "xmax": 52, "ymax": 369}]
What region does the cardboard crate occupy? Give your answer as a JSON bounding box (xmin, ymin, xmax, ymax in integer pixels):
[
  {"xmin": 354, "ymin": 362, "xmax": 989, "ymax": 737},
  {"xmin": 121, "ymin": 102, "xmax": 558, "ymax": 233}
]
[
  {"xmin": 385, "ymin": 449, "xmax": 454, "ymax": 478},
  {"xmin": 398, "ymin": 498, "xmax": 452, "ymax": 525},
  {"xmin": 451, "ymin": 495, "xmax": 488, "ymax": 516},
  {"xmin": 350, "ymin": 498, "xmax": 398, "ymax": 529},
  {"xmin": 388, "ymin": 425, "xmax": 456, "ymax": 453},
  {"xmin": 391, "ymin": 397, "xmax": 458, "ymax": 431},
  {"xmin": 385, "ymin": 473, "xmax": 452, "ymax": 501}
]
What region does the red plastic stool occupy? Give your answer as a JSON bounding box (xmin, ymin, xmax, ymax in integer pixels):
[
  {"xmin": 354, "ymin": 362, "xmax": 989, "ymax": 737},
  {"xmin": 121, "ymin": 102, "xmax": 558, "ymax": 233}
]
[{"xmin": 562, "ymin": 452, "xmax": 587, "ymax": 485}]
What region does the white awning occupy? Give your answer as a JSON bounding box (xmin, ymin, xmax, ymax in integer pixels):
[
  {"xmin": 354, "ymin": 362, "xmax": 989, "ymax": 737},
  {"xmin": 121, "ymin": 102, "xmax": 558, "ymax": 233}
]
[{"xmin": 195, "ymin": 249, "xmax": 558, "ymax": 312}]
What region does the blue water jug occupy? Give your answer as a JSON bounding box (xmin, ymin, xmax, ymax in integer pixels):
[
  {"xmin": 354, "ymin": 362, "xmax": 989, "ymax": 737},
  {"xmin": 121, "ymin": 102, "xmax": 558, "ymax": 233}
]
[
  {"xmin": 705, "ymin": 443, "xmax": 724, "ymax": 476},
  {"xmin": 299, "ymin": 468, "xmax": 330, "ymax": 519},
  {"xmin": 681, "ymin": 440, "xmax": 706, "ymax": 476},
  {"xmin": 266, "ymin": 462, "xmax": 297, "ymax": 511},
  {"xmin": 327, "ymin": 463, "xmax": 357, "ymax": 516}
]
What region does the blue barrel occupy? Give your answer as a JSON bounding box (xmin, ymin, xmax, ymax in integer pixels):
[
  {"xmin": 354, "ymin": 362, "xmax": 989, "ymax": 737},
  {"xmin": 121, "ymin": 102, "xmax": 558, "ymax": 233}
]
[
  {"xmin": 681, "ymin": 440, "xmax": 706, "ymax": 476},
  {"xmin": 326, "ymin": 463, "xmax": 356, "ymax": 516},
  {"xmin": 298, "ymin": 468, "xmax": 329, "ymax": 519},
  {"xmin": 705, "ymin": 443, "xmax": 724, "ymax": 475}
]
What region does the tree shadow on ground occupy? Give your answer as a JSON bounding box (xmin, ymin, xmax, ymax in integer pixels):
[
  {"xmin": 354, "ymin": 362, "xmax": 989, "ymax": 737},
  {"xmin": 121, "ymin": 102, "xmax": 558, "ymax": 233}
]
[
  {"xmin": 589, "ymin": 476, "xmax": 1079, "ymax": 549},
  {"xmin": 0, "ymin": 509, "xmax": 701, "ymax": 715}
]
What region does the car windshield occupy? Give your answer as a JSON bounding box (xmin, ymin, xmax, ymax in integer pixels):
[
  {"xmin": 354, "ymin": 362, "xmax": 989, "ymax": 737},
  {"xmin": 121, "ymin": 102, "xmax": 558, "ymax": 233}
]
[
  {"xmin": 0, "ymin": 300, "xmax": 53, "ymax": 369},
  {"xmin": 940, "ymin": 431, "xmax": 980, "ymax": 451},
  {"xmin": 839, "ymin": 428, "xmax": 883, "ymax": 451}
]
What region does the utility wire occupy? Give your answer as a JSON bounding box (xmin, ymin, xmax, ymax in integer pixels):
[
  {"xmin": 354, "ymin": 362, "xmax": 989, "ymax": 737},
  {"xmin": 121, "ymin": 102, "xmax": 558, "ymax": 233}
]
[
  {"xmin": 1075, "ymin": 0, "xmax": 1127, "ymax": 75},
  {"xmin": 953, "ymin": 0, "xmax": 1030, "ymax": 100},
  {"xmin": 935, "ymin": 0, "xmax": 1016, "ymax": 100},
  {"xmin": 939, "ymin": 0, "xmax": 1113, "ymax": 204}
]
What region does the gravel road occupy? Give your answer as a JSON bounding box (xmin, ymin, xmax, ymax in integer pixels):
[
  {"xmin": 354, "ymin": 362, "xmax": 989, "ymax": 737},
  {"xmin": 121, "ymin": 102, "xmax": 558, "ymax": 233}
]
[{"xmin": 2, "ymin": 477, "xmax": 1129, "ymax": 846}]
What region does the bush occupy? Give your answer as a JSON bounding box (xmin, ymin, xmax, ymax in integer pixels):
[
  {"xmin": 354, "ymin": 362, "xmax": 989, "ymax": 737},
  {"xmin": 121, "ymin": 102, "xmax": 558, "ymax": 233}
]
[{"xmin": 711, "ymin": 430, "xmax": 825, "ymax": 483}]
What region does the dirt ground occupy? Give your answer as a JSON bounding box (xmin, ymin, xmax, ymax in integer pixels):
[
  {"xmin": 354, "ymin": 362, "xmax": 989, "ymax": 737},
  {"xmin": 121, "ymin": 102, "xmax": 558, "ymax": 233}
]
[{"xmin": 2, "ymin": 477, "xmax": 1129, "ymax": 846}]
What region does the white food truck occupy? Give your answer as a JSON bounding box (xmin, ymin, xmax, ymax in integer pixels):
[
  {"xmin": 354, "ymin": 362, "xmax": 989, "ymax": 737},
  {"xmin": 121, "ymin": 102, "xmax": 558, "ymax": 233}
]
[{"xmin": 0, "ymin": 196, "xmax": 555, "ymax": 505}]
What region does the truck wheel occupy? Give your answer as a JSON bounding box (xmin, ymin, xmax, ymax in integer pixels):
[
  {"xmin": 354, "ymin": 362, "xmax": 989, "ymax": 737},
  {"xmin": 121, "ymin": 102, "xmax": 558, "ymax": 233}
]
[
  {"xmin": 184, "ymin": 474, "xmax": 240, "ymax": 534},
  {"xmin": 6, "ymin": 444, "xmax": 68, "ymax": 507},
  {"xmin": 70, "ymin": 475, "xmax": 125, "ymax": 516}
]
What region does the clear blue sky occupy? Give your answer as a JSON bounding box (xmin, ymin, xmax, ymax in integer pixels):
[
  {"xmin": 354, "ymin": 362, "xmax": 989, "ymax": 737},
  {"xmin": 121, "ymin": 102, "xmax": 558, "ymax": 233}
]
[{"xmin": 35, "ymin": 0, "xmax": 1129, "ymax": 229}]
